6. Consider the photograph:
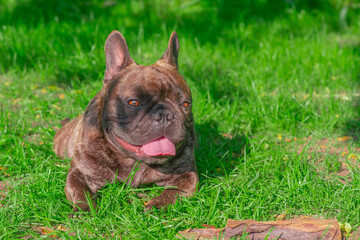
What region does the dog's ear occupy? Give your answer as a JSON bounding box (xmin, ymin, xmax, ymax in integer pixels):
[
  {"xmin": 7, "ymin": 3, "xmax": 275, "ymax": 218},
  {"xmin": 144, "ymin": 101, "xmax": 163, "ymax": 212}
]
[
  {"xmin": 160, "ymin": 31, "xmax": 180, "ymax": 69},
  {"xmin": 104, "ymin": 31, "xmax": 135, "ymax": 85}
]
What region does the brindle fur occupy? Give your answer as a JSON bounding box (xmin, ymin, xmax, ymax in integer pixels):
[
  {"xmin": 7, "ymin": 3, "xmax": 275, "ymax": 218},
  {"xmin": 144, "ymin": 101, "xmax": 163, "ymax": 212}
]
[{"xmin": 53, "ymin": 31, "xmax": 198, "ymax": 212}]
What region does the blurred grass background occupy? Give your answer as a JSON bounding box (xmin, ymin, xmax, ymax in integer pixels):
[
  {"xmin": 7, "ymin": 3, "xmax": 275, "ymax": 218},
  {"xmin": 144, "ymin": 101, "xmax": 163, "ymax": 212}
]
[
  {"xmin": 1, "ymin": 0, "xmax": 360, "ymax": 238},
  {"xmin": 1, "ymin": 0, "xmax": 359, "ymax": 83}
]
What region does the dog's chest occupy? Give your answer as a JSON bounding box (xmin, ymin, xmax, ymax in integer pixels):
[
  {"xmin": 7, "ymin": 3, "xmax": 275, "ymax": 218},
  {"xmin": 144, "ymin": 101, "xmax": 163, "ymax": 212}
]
[{"xmin": 111, "ymin": 158, "xmax": 166, "ymax": 187}]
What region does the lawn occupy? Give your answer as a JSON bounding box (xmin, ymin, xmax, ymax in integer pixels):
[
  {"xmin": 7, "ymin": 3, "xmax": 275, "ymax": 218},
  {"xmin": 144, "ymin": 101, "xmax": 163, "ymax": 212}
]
[{"xmin": 1, "ymin": 0, "xmax": 360, "ymax": 238}]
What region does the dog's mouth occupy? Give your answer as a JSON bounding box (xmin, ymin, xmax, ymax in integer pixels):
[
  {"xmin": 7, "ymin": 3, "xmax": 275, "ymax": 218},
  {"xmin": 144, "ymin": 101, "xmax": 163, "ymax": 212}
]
[{"xmin": 115, "ymin": 136, "xmax": 176, "ymax": 157}]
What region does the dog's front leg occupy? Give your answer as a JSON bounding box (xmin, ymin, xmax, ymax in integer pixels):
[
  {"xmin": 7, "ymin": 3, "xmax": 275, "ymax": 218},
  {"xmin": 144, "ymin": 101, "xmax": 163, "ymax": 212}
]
[
  {"xmin": 145, "ymin": 171, "xmax": 198, "ymax": 210},
  {"xmin": 65, "ymin": 167, "xmax": 98, "ymax": 212}
]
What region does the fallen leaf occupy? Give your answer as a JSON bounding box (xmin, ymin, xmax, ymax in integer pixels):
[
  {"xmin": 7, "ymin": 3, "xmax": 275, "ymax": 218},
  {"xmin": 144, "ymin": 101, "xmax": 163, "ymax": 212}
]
[
  {"xmin": 177, "ymin": 218, "xmax": 341, "ymax": 240},
  {"xmin": 275, "ymin": 212, "xmax": 287, "ymax": 221},
  {"xmin": 201, "ymin": 224, "xmax": 217, "ymax": 228},
  {"xmin": 222, "ymin": 133, "xmax": 233, "ymax": 139},
  {"xmin": 348, "ymin": 154, "xmax": 358, "ymax": 160},
  {"xmin": 56, "ymin": 225, "xmax": 67, "ymax": 231},
  {"xmin": 177, "ymin": 228, "xmax": 224, "ymax": 239},
  {"xmin": 349, "ymin": 227, "xmax": 360, "ymax": 240},
  {"xmin": 340, "ymin": 222, "xmax": 352, "ymax": 236},
  {"xmin": 41, "ymin": 227, "xmax": 52, "ymax": 234},
  {"xmin": 337, "ymin": 136, "xmax": 351, "ymax": 142}
]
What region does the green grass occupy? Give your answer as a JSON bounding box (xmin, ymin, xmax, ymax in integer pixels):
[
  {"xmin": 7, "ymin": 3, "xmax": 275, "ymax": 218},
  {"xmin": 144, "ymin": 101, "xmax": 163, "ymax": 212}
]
[{"xmin": 1, "ymin": 0, "xmax": 360, "ymax": 238}]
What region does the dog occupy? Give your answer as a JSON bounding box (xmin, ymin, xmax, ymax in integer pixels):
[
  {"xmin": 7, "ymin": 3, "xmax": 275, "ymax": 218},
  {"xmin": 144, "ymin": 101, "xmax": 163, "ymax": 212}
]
[{"xmin": 53, "ymin": 31, "xmax": 198, "ymax": 212}]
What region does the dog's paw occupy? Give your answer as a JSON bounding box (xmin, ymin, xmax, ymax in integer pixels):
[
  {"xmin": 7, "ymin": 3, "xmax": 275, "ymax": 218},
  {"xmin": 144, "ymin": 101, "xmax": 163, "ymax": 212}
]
[
  {"xmin": 145, "ymin": 198, "xmax": 167, "ymax": 211},
  {"xmin": 144, "ymin": 194, "xmax": 176, "ymax": 211}
]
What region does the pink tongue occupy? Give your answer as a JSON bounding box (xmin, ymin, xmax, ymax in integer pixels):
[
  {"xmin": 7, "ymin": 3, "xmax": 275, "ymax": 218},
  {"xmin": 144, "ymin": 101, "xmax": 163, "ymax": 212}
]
[{"xmin": 142, "ymin": 137, "xmax": 176, "ymax": 156}]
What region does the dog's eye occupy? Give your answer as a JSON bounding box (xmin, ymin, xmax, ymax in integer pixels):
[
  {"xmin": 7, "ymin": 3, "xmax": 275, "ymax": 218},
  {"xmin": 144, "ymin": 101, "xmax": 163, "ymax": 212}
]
[
  {"xmin": 181, "ymin": 101, "xmax": 191, "ymax": 108},
  {"xmin": 127, "ymin": 100, "xmax": 140, "ymax": 107}
]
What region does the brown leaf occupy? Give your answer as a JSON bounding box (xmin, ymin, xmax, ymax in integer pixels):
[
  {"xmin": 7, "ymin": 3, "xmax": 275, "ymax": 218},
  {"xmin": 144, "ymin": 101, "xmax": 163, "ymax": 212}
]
[
  {"xmin": 201, "ymin": 224, "xmax": 217, "ymax": 229},
  {"xmin": 222, "ymin": 133, "xmax": 234, "ymax": 139},
  {"xmin": 224, "ymin": 218, "xmax": 341, "ymax": 239},
  {"xmin": 349, "ymin": 227, "xmax": 360, "ymax": 240},
  {"xmin": 275, "ymin": 213, "xmax": 287, "ymax": 221},
  {"xmin": 177, "ymin": 218, "xmax": 342, "ymax": 240},
  {"xmin": 337, "ymin": 136, "xmax": 351, "ymax": 142},
  {"xmin": 177, "ymin": 228, "xmax": 225, "ymax": 240}
]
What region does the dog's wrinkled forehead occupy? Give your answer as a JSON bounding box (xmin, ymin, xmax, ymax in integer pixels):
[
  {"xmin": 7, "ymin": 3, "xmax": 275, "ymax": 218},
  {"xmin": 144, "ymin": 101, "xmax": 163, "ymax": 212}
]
[{"xmin": 112, "ymin": 65, "xmax": 191, "ymax": 100}]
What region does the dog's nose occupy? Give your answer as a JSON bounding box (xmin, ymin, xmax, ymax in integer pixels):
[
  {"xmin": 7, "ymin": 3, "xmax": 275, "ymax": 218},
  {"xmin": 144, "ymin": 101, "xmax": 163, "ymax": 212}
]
[{"xmin": 151, "ymin": 105, "xmax": 174, "ymax": 122}]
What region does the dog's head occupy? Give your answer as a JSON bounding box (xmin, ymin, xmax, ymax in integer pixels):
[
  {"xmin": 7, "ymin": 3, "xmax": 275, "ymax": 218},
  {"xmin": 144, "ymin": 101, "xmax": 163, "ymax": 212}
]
[{"xmin": 100, "ymin": 31, "xmax": 194, "ymax": 164}]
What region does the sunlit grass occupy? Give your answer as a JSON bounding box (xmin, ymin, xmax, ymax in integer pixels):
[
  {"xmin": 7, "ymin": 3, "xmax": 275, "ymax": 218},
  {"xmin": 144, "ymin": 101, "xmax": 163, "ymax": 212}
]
[{"xmin": 1, "ymin": 0, "xmax": 360, "ymax": 238}]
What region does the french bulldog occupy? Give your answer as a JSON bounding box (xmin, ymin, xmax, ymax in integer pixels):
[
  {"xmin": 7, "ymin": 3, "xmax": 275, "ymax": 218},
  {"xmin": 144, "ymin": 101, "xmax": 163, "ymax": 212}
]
[{"xmin": 53, "ymin": 31, "xmax": 198, "ymax": 212}]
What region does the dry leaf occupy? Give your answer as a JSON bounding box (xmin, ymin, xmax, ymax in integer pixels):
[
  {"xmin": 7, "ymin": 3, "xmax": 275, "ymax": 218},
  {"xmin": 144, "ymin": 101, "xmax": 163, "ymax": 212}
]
[
  {"xmin": 275, "ymin": 213, "xmax": 287, "ymax": 221},
  {"xmin": 177, "ymin": 218, "xmax": 341, "ymax": 240},
  {"xmin": 337, "ymin": 136, "xmax": 351, "ymax": 142}
]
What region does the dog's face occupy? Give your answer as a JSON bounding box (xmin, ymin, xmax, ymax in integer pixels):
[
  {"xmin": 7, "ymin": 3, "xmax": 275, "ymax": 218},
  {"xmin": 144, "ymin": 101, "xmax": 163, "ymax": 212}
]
[{"xmin": 100, "ymin": 31, "xmax": 194, "ymax": 163}]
